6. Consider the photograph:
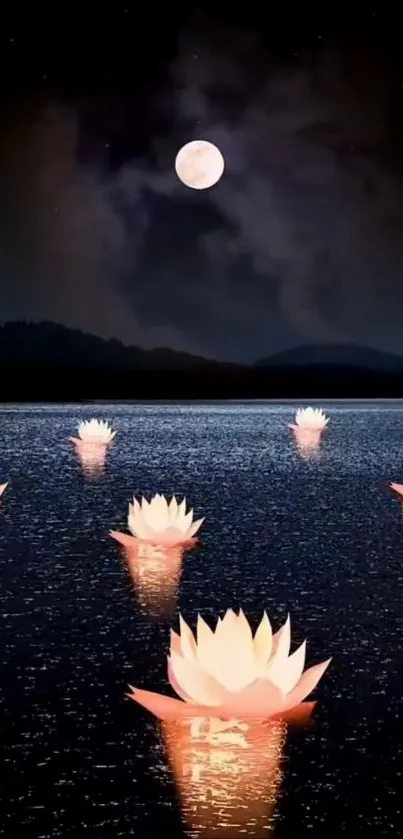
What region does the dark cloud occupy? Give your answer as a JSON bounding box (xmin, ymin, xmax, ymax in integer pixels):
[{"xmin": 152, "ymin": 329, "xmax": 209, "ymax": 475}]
[
  {"xmin": 2, "ymin": 17, "xmax": 403, "ymax": 360},
  {"xmin": 0, "ymin": 100, "xmax": 205, "ymax": 354},
  {"xmin": 0, "ymin": 103, "xmax": 137, "ymax": 335},
  {"xmin": 162, "ymin": 24, "xmax": 403, "ymax": 351},
  {"xmin": 110, "ymin": 18, "xmax": 403, "ymax": 357}
]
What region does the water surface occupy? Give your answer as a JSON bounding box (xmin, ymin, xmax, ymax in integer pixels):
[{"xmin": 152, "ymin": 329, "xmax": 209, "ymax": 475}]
[{"xmin": 1, "ymin": 403, "xmax": 403, "ymax": 837}]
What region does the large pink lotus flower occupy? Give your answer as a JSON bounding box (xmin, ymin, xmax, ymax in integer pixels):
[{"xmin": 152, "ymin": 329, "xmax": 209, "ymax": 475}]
[
  {"xmin": 128, "ymin": 609, "xmax": 331, "ymax": 722},
  {"xmin": 0, "ymin": 482, "xmax": 8, "ymax": 499},
  {"xmin": 111, "ymin": 493, "xmax": 204, "ymax": 548}
]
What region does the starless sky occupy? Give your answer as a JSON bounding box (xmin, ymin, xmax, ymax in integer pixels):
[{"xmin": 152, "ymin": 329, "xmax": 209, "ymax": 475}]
[{"xmin": 1, "ymin": 5, "xmax": 403, "ymax": 362}]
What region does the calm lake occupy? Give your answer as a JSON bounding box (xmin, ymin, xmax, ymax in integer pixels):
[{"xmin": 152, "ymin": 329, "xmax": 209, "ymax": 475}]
[{"xmin": 1, "ymin": 402, "xmax": 403, "ymax": 838}]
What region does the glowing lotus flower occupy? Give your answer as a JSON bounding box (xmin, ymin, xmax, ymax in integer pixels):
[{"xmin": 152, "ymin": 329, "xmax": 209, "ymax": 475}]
[
  {"xmin": 70, "ymin": 419, "xmax": 116, "ymax": 445},
  {"xmin": 111, "ymin": 494, "xmax": 204, "ymax": 548},
  {"xmin": 0, "ymin": 482, "xmax": 8, "ymax": 498},
  {"xmin": 291, "ymin": 407, "xmax": 329, "ymax": 430},
  {"xmin": 289, "ymin": 406, "xmax": 329, "ymax": 448},
  {"xmin": 128, "ymin": 609, "xmax": 331, "ymax": 722}
]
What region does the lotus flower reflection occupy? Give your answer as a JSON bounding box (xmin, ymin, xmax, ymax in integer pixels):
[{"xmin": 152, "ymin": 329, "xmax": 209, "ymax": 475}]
[
  {"xmin": 128, "ymin": 609, "xmax": 331, "ymax": 723},
  {"xmin": 111, "ymin": 493, "xmax": 204, "ymax": 548},
  {"xmin": 120, "ymin": 542, "xmax": 184, "ymax": 618},
  {"xmin": 161, "ymin": 717, "xmax": 286, "ymax": 838},
  {"xmin": 0, "ymin": 482, "xmax": 8, "ymax": 498},
  {"xmin": 69, "ymin": 419, "xmax": 116, "ymax": 447},
  {"xmin": 76, "ymin": 448, "xmax": 107, "ymax": 478}
]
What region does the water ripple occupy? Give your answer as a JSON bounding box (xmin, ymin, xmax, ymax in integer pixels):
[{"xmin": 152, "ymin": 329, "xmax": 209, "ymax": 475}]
[{"xmin": 0, "ymin": 402, "xmax": 403, "ymax": 836}]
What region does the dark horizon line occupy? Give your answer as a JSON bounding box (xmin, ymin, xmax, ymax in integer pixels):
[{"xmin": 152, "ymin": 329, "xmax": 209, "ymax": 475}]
[
  {"xmin": 1, "ymin": 318, "xmax": 402, "ymax": 367},
  {"xmin": 3, "ymin": 398, "xmax": 403, "ymax": 405},
  {"xmin": 1, "ymin": 364, "xmax": 403, "ymax": 402}
]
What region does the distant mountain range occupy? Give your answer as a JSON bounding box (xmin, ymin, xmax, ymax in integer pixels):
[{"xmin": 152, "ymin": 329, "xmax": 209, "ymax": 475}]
[
  {"xmin": 1, "ymin": 321, "xmax": 403, "ymax": 399},
  {"xmin": 1, "ymin": 320, "xmax": 401, "ymax": 372},
  {"xmin": 255, "ymin": 343, "xmax": 403, "ymax": 372}
]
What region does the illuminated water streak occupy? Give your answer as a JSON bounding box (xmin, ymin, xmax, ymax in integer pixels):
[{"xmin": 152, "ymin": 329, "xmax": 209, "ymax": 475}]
[{"xmin": 161, "ymin": 717, "xmax": 286, "ymax": 838}]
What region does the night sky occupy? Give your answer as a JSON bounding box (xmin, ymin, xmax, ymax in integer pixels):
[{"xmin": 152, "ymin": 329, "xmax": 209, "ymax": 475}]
[{"xmin": 1, "ymin": 5, "xmax": 403, "ymax": 362}]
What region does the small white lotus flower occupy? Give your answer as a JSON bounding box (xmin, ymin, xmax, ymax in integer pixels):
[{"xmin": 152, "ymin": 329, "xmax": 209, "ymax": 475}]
[
  {"xmin": 76, "ymin": 419, "xmax": 116, "ymax": 445},
  {"xmin": 126, "ymin": 493, "xmax": 204, "ymax": 547},
  {"xmin": 0, "ymin": 482, "xmax": 8, "ymax": 498},
  {"xmin": 293, "ymin": 407, "xmax": 329, "ymax": 430}
]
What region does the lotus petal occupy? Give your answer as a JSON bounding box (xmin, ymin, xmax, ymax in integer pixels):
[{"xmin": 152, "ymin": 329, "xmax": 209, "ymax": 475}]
[
  {"xmin": 282, "ymin": 658, "xmax": 331, "ymax": 711},
  {"xmin": 195, "ymin": 614, "xmax": 217, "ymax": 672},
  {"xmin": 140, "ymin": 497, "xmax": 151, "ymax": 514},
  {"xmin": 268, "ymin": 615, "xmax": 291, "ymax": 668},
  {"xmin": 178, "ymin": 616, "xmax": 198, "ymax": 661},
  {"xmin": 178, "ymin": 498, "xmax": 187, "ymax": 517},
  {"xmin": 271, "ymin": 640, "xmax": 307, "ymax": 696},
  {"xmin": 151, "ymin": 528, "xmax": 188, "ymax": 547},
  {"xmin": 390, "ymin": 482, "xmax": 403, "ymax": 497},
  {"xmin": 170, "ymin": 629, "xmax": 182, "ymax": 656},
  {"xmin": 142, "ymin": 500, "xmax": 168, "ymax": 530},
  {"xmin": 169, "ymin": 496, "xmax": 178, "ymax": 518},
  {"xmin": 128, "ymin": 515, "xmax": 157, "ymax": 541},
  {"xmin": 167, "ymin": 657, "xmax": 196, "ymax": 702},
  {"xmin": 218, "ymin": 678, "xmax": 285, "ymax": 719},
  {"xmin": 187, "ymin": 517, "xmax": 204, "ymax": 538},
  {"xmin": 178, "ymin": 510, "xmax": 194, "ymax": 533},
  {"xmin": 128, "ymin": 687, "xmax": 209, "ymax": 719},
  {"xmin": 209, "ymin": 609, "xmax": 256, "ymax": 692},
  {"xmin": 110, "ymin": 530, "xmax": 138, "ymax": 547},
  {"xmin": 254, "ymin": 611, "xmax": 273, "ymax": 667},
  {"xmin": 169, "ymin": 651, "xmax": 232, "ymax": 706}
]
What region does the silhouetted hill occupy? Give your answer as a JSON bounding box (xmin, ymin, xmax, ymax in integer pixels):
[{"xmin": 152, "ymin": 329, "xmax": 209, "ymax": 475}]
[
  {"xmin": 0, "ymin": 320, "xmax": 238, "ymax": 371},
  {"xmin": 1, "ymin": 322, "xmax": 403, "ymax": 399},
  {"xmin": 255, "ymin": 343, "xmax": 403, "ymax": 372}
]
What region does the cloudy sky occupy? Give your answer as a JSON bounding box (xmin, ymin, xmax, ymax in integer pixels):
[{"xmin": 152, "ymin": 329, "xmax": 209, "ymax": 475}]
[{"xmin": 1, "ymin": 6, "xmax": 403, "ymax": 361}]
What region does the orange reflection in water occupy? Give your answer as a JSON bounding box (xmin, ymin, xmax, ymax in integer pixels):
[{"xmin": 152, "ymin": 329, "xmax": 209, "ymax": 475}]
[
  {"xmin": 289, "ymin": 426, "xmax": 323, "ymax": 461},
  {"xmin": 161, "ymin": 716, "xmax": 287, "ymax": 838},
  {"xmin": 119, "ymin": 542, "xmax": 185, "ymax": 618},
  {"xmin": 72, "ymin": 441, "xmax": 107, "ymax": 479},
  {"xmin": 290, "ymin": 426, "xmax": 323, "ymax": 449},
  {"xmin": 294, "ymin": 439, "xmax": 321, "ymax": 461}
]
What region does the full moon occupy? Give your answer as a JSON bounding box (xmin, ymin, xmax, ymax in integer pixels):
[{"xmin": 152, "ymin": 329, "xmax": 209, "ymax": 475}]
[{"xmin": 175, "ymin": 140, "xmax": 225, "ymax": 190}]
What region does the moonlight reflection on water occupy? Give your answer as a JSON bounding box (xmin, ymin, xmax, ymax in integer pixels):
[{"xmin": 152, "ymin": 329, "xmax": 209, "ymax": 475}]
[{"xmin": 1, "ymin": 402, "xmax": 403, "ymax": 837}]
